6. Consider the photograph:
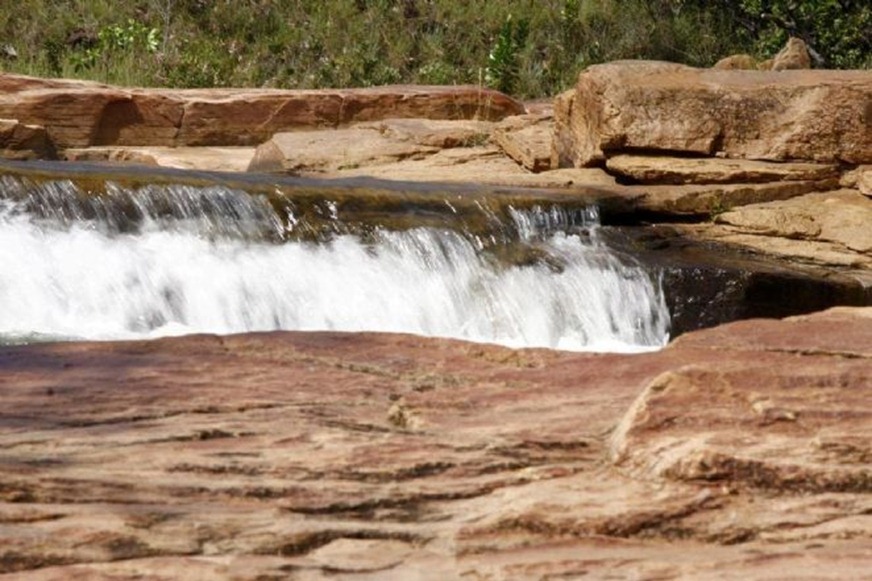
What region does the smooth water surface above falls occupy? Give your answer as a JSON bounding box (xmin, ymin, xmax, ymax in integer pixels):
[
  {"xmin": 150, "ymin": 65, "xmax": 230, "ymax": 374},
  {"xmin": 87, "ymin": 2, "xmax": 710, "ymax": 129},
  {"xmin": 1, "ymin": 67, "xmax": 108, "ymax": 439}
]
[{"xmin": 0, "ymin": 174, "xmax": 670, "ymax": 352}]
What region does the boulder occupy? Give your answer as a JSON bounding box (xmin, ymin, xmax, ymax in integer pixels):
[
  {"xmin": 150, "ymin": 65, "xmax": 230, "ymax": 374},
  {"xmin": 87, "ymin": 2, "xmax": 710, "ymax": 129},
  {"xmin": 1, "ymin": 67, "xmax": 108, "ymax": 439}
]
[
  {"xmin": 605, "ymin": 154, "xmax": 840, "ymax": 185},
  {"xmin": 492, "ymin": 113, "xmax": 554, "ymax": 172},
  {"xmin": 0, "ymin": 118, "xmax": 54, "ymax": 160},
  {"xmin": 712, "ymin": 54, "xmax": 758, "ymax": 70},
  {"xmin": 770, "ymin": 37, "xmax": 813, "ymax": 71},
  {"xmin": 553, "ymin": 61, "xmax": 872, "ymax": 167},
  {"xmin": 1, "ymin": 308, "xmax": 870, "ymax": 578}
]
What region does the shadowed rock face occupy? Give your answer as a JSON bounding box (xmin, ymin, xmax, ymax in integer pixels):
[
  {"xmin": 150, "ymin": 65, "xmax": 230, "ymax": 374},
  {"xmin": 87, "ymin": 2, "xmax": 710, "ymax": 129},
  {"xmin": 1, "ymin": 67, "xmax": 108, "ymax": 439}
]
[{"xmin": 1, "ymin": 307, "xmax": 869, "ymax": 579}]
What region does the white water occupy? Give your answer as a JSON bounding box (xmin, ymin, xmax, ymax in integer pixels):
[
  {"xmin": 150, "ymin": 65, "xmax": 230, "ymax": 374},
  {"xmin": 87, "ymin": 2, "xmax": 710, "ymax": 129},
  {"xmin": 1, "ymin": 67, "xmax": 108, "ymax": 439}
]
[{"xmin": 0, "ymin": 178, "xmax": 670, "ymax": 352}]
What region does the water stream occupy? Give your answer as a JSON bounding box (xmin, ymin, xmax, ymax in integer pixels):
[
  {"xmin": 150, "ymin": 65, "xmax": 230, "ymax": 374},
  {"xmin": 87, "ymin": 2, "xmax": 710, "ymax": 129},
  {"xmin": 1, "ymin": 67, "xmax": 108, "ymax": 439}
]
[{"xmin": 0, "ymin": 174, "xmax": 670, "ymax": 352}]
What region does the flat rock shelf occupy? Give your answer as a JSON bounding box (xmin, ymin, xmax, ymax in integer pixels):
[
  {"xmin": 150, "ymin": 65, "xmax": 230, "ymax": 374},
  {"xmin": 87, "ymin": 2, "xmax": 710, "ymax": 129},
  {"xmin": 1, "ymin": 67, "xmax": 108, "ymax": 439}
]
[{"xmin": 0, "ymin": 307, "xmax": 870, "ymax": 579}]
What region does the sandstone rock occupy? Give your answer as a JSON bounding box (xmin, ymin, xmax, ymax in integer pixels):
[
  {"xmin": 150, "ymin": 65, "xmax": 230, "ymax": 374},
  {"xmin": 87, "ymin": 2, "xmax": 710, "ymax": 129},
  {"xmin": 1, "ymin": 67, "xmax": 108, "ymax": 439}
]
[
  {"xmin": 611, "ymin": 308, "xmax": 871, "ymax": 493},
  {"xmin": 715, "ymin": 189, "xmax": 872, "ymax": 253},
  {"xmin": 550, "ymin": 89, "xmax": 578, "ymax": 170},
  {"xmin": 675, "ymin": 223, "xmax": 872, "ymax": 273},
  {"xmin": 858, "ymin": 166, "xmax": 872, "ymax": 197},
  {"xmin": 616, "ymin": 179, "xmax": 837, "ymax": 217},
  {"xmin": 554, "ymin": 61, "xmax": 872, "ymax": 167},
  {"xmin": 62, "ymin": 146, "xmax": 255, "ymax": 172},
  {"xmin": 248, "ymin": 126, "xmax": 439, "ymax": 174},
  {"xmin": 0, "ymin": 74, "xmax": 525, "ymax": 149},
  {"xmin": 713, "ymin": 54, "xmax": 758, "ymax": 70},
  {"xmin": 0, "ymin": 118, "xmax": 54, "ymax": 160},
  {"xmin": 0, "ymin": 85, "xmax": 131, "ymax": 149},
  {"xmin": 771, "ymin": 37, "xmax": 812, "ymax": 71},
  {"xmin": 492, "ymin": 113, "xmax": 553, "ymax": 172},
  {"xmin": 757, "ymin": 58, "xmax": 775, "ymax": 70},
  {"xmin": 327, "ymin": 144, "xmax": 618, "ymax": 188},
  {"xmin": 367, "ymin": 118, "xmax": 493, "ymax": 148},
  {"xmin": 5, "ymin": 308, "xmax": 869, "ymax": 578},
  {"xmin": 605, "ymin": 154, "xmax": 840, "ymax": 185}
]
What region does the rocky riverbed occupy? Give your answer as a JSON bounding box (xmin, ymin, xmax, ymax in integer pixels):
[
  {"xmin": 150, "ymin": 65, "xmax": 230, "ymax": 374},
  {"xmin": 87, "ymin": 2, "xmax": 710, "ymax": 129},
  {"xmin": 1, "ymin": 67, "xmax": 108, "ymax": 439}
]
[
  {"xmin": 0, "ymin": 307, "xmax": 870, "ymax": 579},
  {"xmin": 1, "ymin": 44, "xmax": 871, "ymax": 579}
]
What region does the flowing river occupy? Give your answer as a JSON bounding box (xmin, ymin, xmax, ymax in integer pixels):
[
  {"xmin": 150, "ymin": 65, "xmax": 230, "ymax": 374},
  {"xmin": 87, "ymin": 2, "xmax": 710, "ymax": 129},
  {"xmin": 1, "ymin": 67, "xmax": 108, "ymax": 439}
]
[{"xmin": 0, "ymin": 171, "xmax": 670, "ymax": 352}]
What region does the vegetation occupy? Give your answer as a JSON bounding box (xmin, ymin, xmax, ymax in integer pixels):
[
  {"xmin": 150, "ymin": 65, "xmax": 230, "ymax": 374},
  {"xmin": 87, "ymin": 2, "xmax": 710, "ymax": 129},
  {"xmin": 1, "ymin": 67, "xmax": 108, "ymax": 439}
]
[{"xmin": 0, "ymin": 0, "xmax": 868, "ymax": 98}]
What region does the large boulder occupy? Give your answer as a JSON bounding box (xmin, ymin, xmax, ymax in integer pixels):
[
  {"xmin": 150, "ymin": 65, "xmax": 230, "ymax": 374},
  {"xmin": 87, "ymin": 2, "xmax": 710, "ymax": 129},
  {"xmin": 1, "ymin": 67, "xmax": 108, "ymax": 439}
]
[{"xmin": 553, "ymin": 61, "xmax": 872, "ymax": 167}]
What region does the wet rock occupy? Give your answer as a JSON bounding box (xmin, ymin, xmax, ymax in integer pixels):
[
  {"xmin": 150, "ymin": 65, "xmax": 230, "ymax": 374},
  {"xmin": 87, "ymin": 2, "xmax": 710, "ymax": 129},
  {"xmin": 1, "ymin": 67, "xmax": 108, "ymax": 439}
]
[{"xmin": 554, "ymin": 61, "xmax": 872, "ymax": 167}]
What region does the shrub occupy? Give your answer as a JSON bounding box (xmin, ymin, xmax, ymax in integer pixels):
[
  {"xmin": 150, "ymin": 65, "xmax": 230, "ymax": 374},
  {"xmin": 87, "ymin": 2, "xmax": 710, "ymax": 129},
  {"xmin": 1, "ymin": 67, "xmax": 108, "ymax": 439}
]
[{"xmin": 0, "ymin": 0, "xmax": 867, "ymax": 97}]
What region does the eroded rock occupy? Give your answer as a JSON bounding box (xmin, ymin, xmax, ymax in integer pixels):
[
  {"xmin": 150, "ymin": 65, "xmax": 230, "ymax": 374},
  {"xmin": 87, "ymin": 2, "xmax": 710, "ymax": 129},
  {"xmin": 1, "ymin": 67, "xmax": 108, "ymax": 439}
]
[
  {"xmin": 492, "ymin": 113, "xmax": 554, "ymax": 172},
  {"xmin": 0, "ymin": 309, "xmax": 870, "ymax": 579},
  {"xmin": 715, "ymin": 189, "xmax": 872, "ymax": 253},
  {"xmin": 0, "ymin": 118, "xmax": 54, "ymax": 160},
  {"xmin": 554, "ymin": 62, "xmax": 872, "ymax": 167},
  {"xmin": 605, "ymin": 154, "xmax": 839, "ymax": 185},
  {"xmin": 248, "ymin": 126, "xmax": 439, "ymax": 174},
  {"xmin": 0, "ymin": 74, "xmax": 525, "ymax": 149}
]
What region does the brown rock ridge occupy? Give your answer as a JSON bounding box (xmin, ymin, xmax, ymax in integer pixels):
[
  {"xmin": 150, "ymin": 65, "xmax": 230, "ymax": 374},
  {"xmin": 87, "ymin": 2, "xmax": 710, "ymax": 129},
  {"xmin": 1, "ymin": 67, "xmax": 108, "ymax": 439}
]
[
  {"xmin": 0, "ymin": 73, "xmax": 525, "ymax": 150},
  {"xmin": 0, "ymin": 307, "xmax": 870, "ymax": 578}
]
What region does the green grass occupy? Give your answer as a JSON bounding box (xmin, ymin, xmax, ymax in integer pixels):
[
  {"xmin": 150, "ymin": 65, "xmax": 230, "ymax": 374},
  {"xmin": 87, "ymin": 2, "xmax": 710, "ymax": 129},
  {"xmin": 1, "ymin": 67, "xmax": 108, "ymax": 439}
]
[{"xmin": 0, "ymin": 1, "xmax": 868, "ymax": 98}]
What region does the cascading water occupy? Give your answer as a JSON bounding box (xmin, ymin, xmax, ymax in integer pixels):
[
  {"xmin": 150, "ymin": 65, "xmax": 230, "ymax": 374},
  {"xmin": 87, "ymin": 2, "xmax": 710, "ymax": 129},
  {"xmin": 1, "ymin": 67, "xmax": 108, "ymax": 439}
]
[{"xmin": 0, "ymin": 174, "xmax": 670, "ymax": 352}]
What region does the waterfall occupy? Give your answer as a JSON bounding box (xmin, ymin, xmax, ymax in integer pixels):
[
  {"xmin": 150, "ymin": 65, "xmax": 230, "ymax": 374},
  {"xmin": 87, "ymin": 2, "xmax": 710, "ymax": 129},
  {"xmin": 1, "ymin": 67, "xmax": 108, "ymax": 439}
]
[{"xmin": 0, "ymin": 175, "xmax": 670, "ymax": 352}]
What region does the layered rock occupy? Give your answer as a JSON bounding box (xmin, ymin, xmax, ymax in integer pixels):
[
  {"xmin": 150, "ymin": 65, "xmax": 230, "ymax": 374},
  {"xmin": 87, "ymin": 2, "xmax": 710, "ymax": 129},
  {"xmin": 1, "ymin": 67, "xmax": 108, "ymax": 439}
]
[
  {"xmin": 605, "ymin": 154, "xmax": 840, "ymax": 185},
  {"xmin": 676, "ymin": 190, "xmax": 872, "ymax": 279},
  {"xmin": 248, "ymin": 119, "xmax": 491, "ymax": 174},
  {"xmin": 0, "ymin": 308, "xmax": 869, "ymax": 578},
  {"xmin": 553, "ymin": 61, "xmax": 872, "ymax": 167},
  {"xmin": 0, "ymin": 73, "xmax": 524, "ymax": 150},
  {"xmin": 491, "ymin": 112, "xmax": 554, "ymax": 172}
]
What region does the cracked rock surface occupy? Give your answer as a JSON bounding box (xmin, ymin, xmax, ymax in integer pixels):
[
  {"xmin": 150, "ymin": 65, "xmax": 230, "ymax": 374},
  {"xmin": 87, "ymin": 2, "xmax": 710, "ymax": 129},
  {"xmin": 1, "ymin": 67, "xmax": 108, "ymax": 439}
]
[{"xmin": 1, "ymin": 307, "xmax": 870, "ymax": 579}]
